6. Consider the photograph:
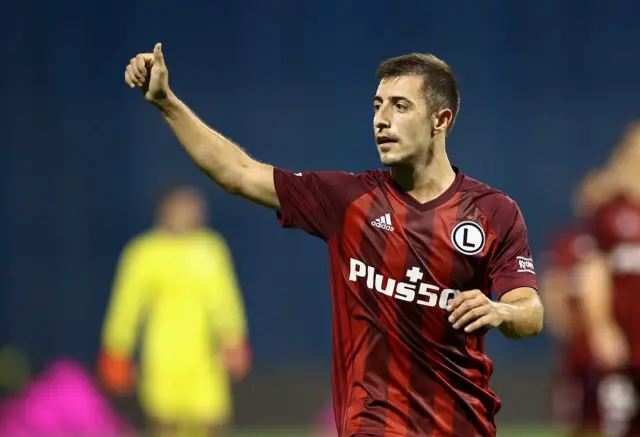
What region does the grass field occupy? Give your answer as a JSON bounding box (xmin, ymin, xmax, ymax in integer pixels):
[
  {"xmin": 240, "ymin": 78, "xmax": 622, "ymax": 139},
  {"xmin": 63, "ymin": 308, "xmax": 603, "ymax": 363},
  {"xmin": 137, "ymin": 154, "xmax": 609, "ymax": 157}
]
[{"xmin": 229, "ymin": 425, "xmax": 562, "ymax": 437}]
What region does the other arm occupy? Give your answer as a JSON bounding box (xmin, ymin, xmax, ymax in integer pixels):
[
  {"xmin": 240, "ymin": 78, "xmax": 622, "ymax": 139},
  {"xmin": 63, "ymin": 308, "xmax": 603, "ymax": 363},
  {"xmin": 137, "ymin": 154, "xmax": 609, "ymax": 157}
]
[
  {"xmin": 448, "ymin": 195, "xmax": 542, "ymax": 338},
  {"xmin": 448, "ymin": 287, "xmax": 542, "ymax": 339}
]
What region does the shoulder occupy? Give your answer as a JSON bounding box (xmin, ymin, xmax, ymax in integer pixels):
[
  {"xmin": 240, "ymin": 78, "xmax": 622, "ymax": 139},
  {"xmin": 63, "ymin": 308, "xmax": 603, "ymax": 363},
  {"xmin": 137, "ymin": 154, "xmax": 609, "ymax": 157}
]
[
  {"xmin": 587, "ymin": 196, "xmax": 626, "ymax": 241},
  {"xmin": 590, "ymin": 195, "xmax": 640, "ymax": 242},
  {"xmin": 126, "ymin": 231, "xmax": 156, "ymax": 250},
  {"xmin": 199, "ymin": 228, "xmax": 223, "ymax": 243},
  {"xmin": 275, "ymin": 167, "xmax": 384, "ymax": 197},
  {"xmin": 458, "ymin": 175, "xmax": 524, "ymax": 237},
  {"xmin": 283, "ymin": 167, "xmax": 383, "ymax": 184},
  {"xmin": 347, "ymin": 169, "xmax": 392, "ymax": 200},
  {"xmin": 118, "ymin": 231, "xmax": 158, "ymax": 262},
  {"xmin": 200, "ymin": 229, "xmax": 231, "ymax": 252}
]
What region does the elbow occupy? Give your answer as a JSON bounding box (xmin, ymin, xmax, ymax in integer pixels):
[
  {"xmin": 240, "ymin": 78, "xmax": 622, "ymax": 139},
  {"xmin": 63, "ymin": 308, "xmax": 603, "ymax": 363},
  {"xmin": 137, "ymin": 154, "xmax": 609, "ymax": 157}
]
[
  {"xmin": 527, "ymin": 302, "xmax": 545, "ymax": 337},
  {"xmin": 535, "ymin": 299, "xmax": 545, "ymax": 334},
  {"xmin": 223, "ymin": 178, "xmax": 244, "ymax": 196},
  {"xmin": 203, "ymin": 164, "xmax": 244, "ymax": 196},
  {"xmin": 192, "ymin": 146, "xmax": 249, "ymax": 196},
  {"xmin": 221, "ymin": 158, "xmax": 253, "ymax": 196},
  {"xmin": 501, "ymin": 323, "xmax": 542, "ymax": 340},
  {"xmin": 536, "ymin": 317, "xmax": 544, "ymax": 335},
  {"xmin": 500, "ymin": 302, "xmax": 544, "ymax": 340},
  {"xmin": 528, "ymin": 314, "xmax": 544, "ymax": 337}
]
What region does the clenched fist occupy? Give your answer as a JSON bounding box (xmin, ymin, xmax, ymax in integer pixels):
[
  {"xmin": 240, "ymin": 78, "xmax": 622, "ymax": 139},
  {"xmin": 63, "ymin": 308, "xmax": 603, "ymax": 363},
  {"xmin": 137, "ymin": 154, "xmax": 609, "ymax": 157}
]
[{"xmin": 124, "ymin": 43, "xmax": 169, "ymax": 103}]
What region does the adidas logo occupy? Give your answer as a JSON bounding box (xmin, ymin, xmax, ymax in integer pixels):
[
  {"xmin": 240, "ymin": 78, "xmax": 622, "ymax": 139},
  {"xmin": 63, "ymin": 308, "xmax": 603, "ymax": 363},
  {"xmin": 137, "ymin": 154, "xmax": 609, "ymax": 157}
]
[{"xmin": 371, "ymin": 213, "xmax": 394, "ymax": 232}]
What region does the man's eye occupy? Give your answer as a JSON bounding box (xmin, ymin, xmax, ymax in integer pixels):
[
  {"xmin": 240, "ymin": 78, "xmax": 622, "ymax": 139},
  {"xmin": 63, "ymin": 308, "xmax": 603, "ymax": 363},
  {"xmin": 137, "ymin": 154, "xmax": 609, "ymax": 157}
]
[{"xmin": 395, "ymin": 103, "xmax": 407, "ymax": 111}]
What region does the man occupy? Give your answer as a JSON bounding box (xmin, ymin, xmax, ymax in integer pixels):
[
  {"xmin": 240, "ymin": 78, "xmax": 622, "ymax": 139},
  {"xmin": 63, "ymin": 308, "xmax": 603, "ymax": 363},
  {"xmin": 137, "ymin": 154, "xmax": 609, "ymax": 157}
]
[
  {"xmin": 98, "ymin": 186, "xmax": 250, "ymax": 437},
  {"xmin": 580, "ymin": 124, "xmax": 640, "ymax": 437},
  {"xmin": 541, "ymin": 170, "xmax": 615, "ymax": 436},
  {"xmin": 123, "ymin": 44, "xmax": 543, "ymax": 437}
]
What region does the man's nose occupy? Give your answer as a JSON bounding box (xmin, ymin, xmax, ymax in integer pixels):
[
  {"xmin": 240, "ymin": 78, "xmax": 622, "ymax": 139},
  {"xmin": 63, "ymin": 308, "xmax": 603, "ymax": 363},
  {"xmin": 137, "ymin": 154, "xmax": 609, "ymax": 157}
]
[{"xmin": 374, "ymin": 110, "xmax": 390, "ymax": 131}]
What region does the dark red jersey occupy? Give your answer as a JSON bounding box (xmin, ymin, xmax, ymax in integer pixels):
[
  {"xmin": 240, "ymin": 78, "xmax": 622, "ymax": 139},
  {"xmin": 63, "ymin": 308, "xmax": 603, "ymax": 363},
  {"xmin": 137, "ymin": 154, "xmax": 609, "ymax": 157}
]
[
  {"xmin": 543, "ymin": 226, "xmax": 597, "ymax": 370},
  {"xmin": 274, "ymin": 167, "xmax": 538, "ymax": 437},
  {"xmin": 590, "ymin": 195, "xmax": 640, "ymax": 367}
]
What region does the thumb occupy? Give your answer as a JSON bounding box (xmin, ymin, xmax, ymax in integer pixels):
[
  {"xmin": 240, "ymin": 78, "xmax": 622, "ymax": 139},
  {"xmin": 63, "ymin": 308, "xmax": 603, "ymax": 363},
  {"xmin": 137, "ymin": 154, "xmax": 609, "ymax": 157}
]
[{"xmin": 153, "ymin": 43, "xmax": 165, "ymax": 67}]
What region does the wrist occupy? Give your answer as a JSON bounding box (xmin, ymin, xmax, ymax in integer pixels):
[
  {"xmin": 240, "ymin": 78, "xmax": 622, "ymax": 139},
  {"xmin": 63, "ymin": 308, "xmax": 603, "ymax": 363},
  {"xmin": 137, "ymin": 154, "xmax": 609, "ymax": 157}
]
[{"xmin": 152, "ymin": 89, "xmax": 178, "ymax": 115}]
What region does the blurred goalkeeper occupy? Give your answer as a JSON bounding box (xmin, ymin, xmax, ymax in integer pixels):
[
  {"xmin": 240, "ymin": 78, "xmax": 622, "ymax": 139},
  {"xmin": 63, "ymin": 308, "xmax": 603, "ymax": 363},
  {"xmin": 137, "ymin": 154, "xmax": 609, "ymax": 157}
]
[{"xmin": 98, "ymin": 185, "xmax": 250, "ymax": 437}]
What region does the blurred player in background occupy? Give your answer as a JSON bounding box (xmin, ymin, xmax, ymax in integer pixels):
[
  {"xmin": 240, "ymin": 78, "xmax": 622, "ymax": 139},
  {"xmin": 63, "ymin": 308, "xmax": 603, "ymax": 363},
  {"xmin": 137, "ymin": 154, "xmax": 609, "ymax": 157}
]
[
  {"xmin": 122, "ymin": 43, "xmax": 543, "ymax": 437},
  {"xmin": 580, "ymin": 124, "xmax": 640, "ymax": 437},
  {"xmin": 98, "ymin": 186, "xmax": 250, "ymax": 437},
  {"xmin": 541, "ymin": 169, "xmax": 616, "ymax": 437}
]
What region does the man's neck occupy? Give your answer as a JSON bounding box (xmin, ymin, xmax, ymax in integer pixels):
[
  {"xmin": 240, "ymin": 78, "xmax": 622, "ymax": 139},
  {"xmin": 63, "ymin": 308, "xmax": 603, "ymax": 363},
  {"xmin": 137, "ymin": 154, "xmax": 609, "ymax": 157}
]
[
  {"xmin": 390, "ymin": 153, "xmax": 456, "ymax": 204},
  {"xmin": 156, "ymin": 224, "xmax": 200, "ymax": 235}
]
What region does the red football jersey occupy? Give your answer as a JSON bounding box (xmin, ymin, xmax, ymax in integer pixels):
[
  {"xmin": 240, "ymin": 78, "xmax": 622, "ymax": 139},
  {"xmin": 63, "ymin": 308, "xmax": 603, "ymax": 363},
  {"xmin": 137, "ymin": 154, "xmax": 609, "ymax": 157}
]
[
  {"xmin": 274, "ymin": 167, "xmax": 538, "ymax": 437},
  {"xmin": 590, "ymin": 195, "xmax": 640, "ymax": 367},
  {"xmin": 543, "ymin": 226, "xmax": 597, "ymax": 370}
]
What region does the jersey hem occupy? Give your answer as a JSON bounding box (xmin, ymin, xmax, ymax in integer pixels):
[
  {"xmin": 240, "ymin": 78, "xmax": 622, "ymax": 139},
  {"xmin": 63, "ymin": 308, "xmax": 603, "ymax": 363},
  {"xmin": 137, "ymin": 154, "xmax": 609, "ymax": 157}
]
[{"xmin": 347, "ymin": 427, "xmax": 398, "ymax": 437}]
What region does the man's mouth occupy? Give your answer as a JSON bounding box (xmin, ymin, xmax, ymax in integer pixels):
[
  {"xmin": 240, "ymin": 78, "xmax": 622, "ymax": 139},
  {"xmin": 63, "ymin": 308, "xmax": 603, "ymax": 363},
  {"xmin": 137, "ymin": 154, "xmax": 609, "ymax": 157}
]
[{"xmin": 376, "ymin": 136, "xmax": 398, "ymax": 145}]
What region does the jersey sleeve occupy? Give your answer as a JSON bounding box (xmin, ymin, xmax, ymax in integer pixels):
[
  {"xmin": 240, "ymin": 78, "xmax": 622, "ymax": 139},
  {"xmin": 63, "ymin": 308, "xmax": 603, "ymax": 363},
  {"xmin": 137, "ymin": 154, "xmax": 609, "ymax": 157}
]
[
  {"xmin": 487, "ymin": 197, "xmax": 538, "ymax": 299},
  {"xmin": 101, "ymin": 237, "xmax": 151, "ymax": 358},
  {"xmin": 273, "ymin": 168, "xmax": 366, "ymax": 240}
]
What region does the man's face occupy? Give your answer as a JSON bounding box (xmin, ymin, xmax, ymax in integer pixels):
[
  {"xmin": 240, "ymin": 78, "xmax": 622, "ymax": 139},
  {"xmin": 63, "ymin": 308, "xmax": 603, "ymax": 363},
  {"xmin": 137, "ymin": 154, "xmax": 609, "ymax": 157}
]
[
  {"xmin": 373, "ymin": 75, "xmax": 433, "ymax": 167},
  {"xmin": 160, "ymin": 190, "xmax": 207, "ymax": 232}
]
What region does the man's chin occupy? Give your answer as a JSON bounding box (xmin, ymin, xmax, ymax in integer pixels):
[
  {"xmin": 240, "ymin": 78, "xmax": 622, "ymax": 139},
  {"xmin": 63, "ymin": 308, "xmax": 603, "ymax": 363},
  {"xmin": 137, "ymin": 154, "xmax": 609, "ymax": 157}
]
[
  {"xmin": 379, "ymin": 153, "xmax": 405, "ymax": 168},
  {"xmin": 378, "ymin": 151, "xmax": 392, "ymax": 165}
]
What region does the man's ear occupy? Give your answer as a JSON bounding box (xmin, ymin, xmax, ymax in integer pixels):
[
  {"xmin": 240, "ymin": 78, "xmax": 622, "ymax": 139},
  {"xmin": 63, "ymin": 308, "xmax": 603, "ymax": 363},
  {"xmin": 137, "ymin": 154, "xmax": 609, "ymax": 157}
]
[{"xmin": 432, "ymin": 108, "xmax": 453, "ymax": 135}]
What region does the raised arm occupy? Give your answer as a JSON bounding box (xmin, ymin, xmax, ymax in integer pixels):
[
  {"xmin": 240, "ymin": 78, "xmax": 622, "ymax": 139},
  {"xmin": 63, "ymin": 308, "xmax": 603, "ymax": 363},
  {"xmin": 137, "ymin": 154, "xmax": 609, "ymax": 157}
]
[{"xmin": 125, "ymin": 43, "xmax": 279, "ymax": 210}]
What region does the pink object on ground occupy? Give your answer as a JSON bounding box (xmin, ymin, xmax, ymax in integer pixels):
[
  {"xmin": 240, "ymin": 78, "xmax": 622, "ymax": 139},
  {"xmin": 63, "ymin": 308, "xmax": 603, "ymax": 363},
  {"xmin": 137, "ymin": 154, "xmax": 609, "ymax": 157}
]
[
  {"xmin": 0, "ymin": 358, "xmax": 133, "ymax": 437},
  {"xmin": 309, "ymin": 399, "xmax": 337, "ymax": 437}
]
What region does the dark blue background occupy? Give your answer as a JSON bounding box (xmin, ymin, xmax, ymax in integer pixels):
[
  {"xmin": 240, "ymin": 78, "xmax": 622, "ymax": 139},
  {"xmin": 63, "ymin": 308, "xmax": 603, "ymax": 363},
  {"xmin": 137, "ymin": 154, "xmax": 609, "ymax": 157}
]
[{"xmin": 2, "ymin": 0, "xmax": 639, "ymax": 370}]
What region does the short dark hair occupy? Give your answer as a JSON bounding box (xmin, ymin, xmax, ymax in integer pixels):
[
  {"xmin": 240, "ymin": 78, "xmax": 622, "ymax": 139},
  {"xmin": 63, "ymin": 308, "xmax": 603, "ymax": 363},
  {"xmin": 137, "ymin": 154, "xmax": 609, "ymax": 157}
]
[{"xmin": 376, "ymin": 53, "xmax": 460, "ymax": 134}]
